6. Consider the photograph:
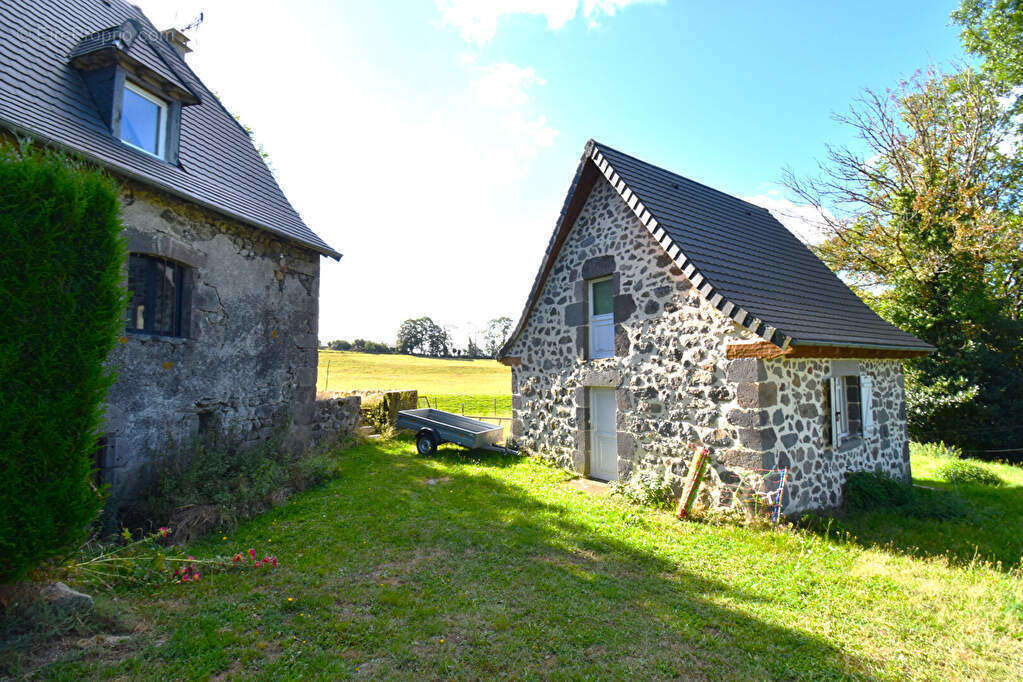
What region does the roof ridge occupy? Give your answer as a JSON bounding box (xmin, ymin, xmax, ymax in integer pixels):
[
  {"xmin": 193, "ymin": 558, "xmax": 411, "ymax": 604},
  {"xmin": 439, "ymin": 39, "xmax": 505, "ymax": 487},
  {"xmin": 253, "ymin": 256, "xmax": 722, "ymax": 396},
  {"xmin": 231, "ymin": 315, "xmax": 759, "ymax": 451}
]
[{"xmin": 591, "ymin": 139, "xmax": 773, "ymax": 216}]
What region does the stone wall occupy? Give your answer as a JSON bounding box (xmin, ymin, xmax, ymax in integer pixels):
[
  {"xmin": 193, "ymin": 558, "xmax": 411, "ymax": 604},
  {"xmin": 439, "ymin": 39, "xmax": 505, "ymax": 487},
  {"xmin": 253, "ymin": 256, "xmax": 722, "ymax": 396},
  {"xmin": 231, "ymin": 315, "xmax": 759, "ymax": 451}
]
[
  {"xmin": 312, "ymin": 395, "xmax": 362, "ymax": 445},
  {"xmin": 99, "ymin": 180, "xmax": 323, "ymax": 506},
  {"xmin": 508, "ymin": 178, "xmax": 910, "ymax": 514}
]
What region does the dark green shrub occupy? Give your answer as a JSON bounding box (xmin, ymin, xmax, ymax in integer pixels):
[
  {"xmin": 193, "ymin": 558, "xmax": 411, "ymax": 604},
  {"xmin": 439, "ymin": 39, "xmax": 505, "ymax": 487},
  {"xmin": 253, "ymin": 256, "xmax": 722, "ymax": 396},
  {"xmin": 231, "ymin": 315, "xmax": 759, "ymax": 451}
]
[
  {"xmin": 936, "ymin": 459, "xmax": 1004, "ymax": 487},
  {"xmin": 0, "ymin": 143, "xmax": 126, "ymax": 581}
]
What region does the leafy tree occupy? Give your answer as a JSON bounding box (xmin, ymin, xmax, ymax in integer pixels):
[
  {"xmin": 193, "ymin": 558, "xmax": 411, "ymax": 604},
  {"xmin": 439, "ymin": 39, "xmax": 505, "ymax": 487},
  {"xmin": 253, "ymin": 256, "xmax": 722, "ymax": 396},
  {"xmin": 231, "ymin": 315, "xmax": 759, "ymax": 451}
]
[
  {"xmin": 396, "ymin": 317, "xmax": 451, "ymax": 356},
  {"xmin": 327, "ymin": 339, "xmax": 352, "ymax": 351},
  {"xmin": 953, "ymin": 0, "xmax": 1023, "ymax": 89},
  {"xmin": 483, "ymin": 316, "xmax": 513, "ymax": 357},
  {"xmin": 465, "ymin": 336, "xmax": 483, "ymax": 358},
  {"xmin": 783, "ymin": 67, "xmax": 1023, "ymax": 455}
]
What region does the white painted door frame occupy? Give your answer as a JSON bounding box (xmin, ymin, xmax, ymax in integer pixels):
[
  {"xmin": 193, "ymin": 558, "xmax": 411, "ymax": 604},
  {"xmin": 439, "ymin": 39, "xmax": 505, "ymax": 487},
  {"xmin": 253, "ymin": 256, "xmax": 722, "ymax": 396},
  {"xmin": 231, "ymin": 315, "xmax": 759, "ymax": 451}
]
[{"xmin": 589, "ymin": 388, "xmax": 618, "ymax": 481}]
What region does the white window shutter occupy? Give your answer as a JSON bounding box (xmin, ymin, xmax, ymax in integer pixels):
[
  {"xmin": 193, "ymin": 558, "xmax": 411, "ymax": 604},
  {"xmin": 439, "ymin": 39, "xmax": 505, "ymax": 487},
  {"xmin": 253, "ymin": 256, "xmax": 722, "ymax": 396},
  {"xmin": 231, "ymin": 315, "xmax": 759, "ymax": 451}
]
[
  {"xmin": 830, "ymin": 377, "xmax": 842, "ymax": 447},
  {"xmin": 861, "ymin": 374, "xmax": 874, "ymax": 436}
]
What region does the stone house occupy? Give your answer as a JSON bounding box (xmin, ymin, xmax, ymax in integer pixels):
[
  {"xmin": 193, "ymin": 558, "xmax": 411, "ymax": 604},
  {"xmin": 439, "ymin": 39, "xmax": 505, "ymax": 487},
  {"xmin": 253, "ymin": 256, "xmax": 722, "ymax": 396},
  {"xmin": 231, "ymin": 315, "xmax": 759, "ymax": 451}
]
[
  {"xmin": 0, "ymin": 1, "xmax": 345, "ymax": 507},
  {"xmin": 499, "ymin": 141, "xmax": 932, "ymax": 512}
]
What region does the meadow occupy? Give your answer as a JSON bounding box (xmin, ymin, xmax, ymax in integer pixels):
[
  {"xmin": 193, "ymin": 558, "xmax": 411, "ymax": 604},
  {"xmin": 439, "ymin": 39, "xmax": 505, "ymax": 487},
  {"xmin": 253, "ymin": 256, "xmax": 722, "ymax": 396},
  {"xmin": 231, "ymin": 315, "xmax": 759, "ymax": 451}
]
[
  {"xmin": 317, "ymin": 350, "xmax": 512, "ymax": 417},
  {"xmin": 6, "ymin": 439, "xmax": 1020, "ymax": 679}
]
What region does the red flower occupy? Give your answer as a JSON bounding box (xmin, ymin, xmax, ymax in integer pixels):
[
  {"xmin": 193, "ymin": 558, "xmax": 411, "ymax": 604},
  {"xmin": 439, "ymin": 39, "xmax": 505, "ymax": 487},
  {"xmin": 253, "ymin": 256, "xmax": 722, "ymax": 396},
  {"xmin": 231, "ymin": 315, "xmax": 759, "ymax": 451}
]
[
  {"xmin": 249, "ymin": 548, "xmax": 256, "ymax": 559},
  {"xmin": 254, "ymin": 561, "xmax": 262, "ymax": 567},
  {"xmin": 271, "ymin": 557, "xmax": 278, "ymax": 567},
  {"xmin": 158, "ymin": 527, "xmax": 169, "ymax": 537},
  {"xmin": 233, "ymin": 554, "xmax": 242, "ymax": 563},
  {"xmin": 194, "ymin": 573, "xmax": 201, "ymax": 581}
]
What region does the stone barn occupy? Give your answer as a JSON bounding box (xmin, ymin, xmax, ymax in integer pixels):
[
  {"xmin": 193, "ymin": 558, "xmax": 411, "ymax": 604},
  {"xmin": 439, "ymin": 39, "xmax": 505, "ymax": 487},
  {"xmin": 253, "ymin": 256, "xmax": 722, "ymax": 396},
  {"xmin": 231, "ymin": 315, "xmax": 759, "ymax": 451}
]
[
  {"xmin": 498, "ymin": 140, "xmax": 932, "ymax": 513},
  {"xmin": 0, "ymin": 1, "xmax": 344, "ymax": 508}
]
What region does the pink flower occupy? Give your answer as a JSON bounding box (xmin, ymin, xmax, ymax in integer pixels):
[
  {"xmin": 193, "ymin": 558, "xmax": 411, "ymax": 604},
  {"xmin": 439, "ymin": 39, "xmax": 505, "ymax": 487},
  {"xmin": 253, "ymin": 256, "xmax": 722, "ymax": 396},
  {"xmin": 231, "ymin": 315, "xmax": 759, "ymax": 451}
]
[
  {"xmin": 193, "ymin": 573, "xmax": 201, "ymax": 581},
  {"xmin": 187, "ymin": 555, "xmax": 195, "ymax": 561},
  {"xmin": 158, "ymin": 527, "xmax": 169, "ymax": 537},
  {"xmin": 254, "ymin": 561, "xmax": 262, "ymax": 567},
  {"xmin": 249, "ymin": 548, "xmax": 256, "ymax": 559},
  {"xmin": 271, "ymin": 557, "xmax": 278, "ymax": 567},
  {"xmin": 181, "ymin": 574, "xmax": 190, "ymax": 582}
]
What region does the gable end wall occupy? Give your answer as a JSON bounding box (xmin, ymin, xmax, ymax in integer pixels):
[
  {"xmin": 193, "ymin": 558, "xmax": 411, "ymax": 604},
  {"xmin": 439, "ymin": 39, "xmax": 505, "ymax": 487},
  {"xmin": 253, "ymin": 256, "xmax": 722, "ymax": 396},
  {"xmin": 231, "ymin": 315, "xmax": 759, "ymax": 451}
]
[{"xmin": 508, "ymin": 177, "xmax": 910, "ymax": 513}]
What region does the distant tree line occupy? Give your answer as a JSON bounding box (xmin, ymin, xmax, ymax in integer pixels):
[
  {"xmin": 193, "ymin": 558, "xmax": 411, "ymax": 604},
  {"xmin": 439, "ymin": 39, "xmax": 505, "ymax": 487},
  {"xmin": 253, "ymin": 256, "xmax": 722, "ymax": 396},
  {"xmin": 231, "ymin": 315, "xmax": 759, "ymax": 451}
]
[
  {"xmin": 325, "ymin": 338, "xmax": 395, "ymax": 354},
  {"xmin": 322, "ymin": 316, "xmax": 513, "ymax": 360}
]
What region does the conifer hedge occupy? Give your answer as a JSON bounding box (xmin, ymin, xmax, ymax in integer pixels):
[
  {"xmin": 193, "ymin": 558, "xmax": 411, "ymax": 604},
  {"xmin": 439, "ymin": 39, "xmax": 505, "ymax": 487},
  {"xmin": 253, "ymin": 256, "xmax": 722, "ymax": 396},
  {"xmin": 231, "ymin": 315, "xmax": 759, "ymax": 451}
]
[{"xmin": 0, "ymin": 143, "xmax": 126, "ymax": 581}]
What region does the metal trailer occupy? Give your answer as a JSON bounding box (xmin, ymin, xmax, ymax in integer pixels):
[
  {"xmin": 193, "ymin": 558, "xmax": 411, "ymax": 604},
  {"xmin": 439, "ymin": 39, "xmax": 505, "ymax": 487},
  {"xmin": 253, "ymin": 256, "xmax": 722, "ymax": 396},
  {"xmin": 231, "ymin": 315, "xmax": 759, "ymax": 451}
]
[{"xmin": 396, "ymin": 408, "xmax": 514, "ymax": 455}]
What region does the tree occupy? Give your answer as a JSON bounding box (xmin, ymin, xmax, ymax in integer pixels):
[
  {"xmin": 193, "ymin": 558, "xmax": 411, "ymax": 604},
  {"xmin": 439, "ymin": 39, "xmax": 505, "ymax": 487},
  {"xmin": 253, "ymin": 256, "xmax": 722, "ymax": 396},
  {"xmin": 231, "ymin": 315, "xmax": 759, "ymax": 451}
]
[
  {"xmin": 953, "ymin": 1, "xmax": 1023, "ymax": 90},
  {"xmin": 783, "ymin": 67, "xmax": 1023, "ymax": 455},
  {"xmin": 1, "ymin": 145, "xmax": 127, "ymax": 579},
  {"xmin": 396, "ymin": 317, "xmax": 451, "ymax": 356},
  {"xmin": 327, "ymin": 339, "xmax": 352, "ymax": 351},
  {"xmin": 482, "ymin": 316, "xmax": 513, "ymax": 357},
  {"xmin": 465, "ymin": 336, "xmax": 483, "ymax": 358}
]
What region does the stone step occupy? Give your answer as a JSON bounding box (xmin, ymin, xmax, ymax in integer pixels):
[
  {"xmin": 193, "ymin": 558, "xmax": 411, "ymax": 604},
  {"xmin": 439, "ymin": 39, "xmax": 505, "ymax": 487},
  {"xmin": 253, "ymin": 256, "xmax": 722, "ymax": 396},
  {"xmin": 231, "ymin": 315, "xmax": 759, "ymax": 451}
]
[
  {"xmin": 366, "ymin": 434, "xmax": 382, "ymax": 441},
  {"xmin": 357, "ymin": 425, "xmax": 376, "ymax": 436}
]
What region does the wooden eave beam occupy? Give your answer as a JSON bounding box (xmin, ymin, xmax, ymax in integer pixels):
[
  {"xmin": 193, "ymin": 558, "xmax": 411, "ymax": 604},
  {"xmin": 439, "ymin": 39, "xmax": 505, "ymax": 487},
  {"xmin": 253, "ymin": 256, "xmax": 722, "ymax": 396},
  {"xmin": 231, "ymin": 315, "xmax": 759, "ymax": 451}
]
[{"xmin": 726, "ymin": 341, "xmax": 931, "ymax": 360}]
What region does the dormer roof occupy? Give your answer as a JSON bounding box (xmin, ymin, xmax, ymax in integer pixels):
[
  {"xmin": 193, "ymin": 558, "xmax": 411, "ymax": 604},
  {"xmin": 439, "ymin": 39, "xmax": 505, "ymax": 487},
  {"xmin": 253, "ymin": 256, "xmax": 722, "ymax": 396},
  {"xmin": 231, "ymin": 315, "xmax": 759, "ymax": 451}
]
[{"xmin": 0, "ymin": 0, "xmax": 340, "ymax": 259}]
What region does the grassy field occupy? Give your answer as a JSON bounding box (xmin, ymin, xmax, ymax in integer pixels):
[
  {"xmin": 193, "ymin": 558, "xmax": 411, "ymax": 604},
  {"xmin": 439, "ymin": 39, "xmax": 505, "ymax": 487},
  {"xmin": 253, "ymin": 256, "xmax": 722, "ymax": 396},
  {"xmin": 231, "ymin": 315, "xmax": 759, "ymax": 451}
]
[
  {"xmin": 7, "ymin": 440, "xmax": 1021, "ymax": 679},
  {"xmin": 317, "ymin": 351, "xmax": 512, "ymax": 417}
]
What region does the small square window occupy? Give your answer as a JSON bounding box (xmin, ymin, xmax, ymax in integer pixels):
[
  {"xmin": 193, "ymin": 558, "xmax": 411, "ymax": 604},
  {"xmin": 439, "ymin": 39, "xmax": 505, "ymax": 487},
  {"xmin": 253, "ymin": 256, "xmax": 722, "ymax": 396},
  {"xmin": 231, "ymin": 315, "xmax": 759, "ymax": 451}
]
[
  {"xmin": 121, "ymin": 82, "xmax": 167, "ymax": 158},
  {"xmin": 826, "ymin": 374, "xmax": 869, "ymax": 447},
  {"xmin": 126, "ymin": 254, "xmax": 191, "ymax": 337}
]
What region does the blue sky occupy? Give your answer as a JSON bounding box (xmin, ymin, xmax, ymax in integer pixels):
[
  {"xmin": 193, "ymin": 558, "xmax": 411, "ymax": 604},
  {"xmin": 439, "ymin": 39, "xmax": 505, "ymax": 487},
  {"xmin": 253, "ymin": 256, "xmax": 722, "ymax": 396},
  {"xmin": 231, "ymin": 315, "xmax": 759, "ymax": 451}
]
[{"xmin": 135, "ymin": 0, "xmax": 967, "ymax": 344}]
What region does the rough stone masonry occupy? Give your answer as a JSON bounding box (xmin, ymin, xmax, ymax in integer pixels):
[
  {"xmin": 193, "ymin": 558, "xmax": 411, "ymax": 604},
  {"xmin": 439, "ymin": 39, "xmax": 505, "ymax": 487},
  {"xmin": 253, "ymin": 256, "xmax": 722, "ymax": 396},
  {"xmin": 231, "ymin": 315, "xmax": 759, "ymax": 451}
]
[
  {"xmin": 507, "ymin": 180, "xmax": 910, "ymax": 513},
  {"xmin": 99, "ymin": 180, "xmax": 346, "ymax": 509}
]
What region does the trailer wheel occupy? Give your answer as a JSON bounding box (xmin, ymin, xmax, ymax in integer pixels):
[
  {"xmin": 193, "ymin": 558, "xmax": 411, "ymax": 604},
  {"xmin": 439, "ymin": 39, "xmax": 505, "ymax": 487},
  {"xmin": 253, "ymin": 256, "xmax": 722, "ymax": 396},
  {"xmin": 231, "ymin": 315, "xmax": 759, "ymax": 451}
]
[{"xmin": 416, "ymin": 430, "xmax": 438, "ymax": 455}]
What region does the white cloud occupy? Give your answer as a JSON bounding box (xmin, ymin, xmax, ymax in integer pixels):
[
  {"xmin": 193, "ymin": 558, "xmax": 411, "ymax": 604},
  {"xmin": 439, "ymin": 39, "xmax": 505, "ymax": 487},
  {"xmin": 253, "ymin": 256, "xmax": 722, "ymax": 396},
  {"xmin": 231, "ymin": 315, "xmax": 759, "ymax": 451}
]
[
  {"xmin": 742, "ymin": 190, "xmax": 831, "ymax": 246},
  {"xmin": 436, "ymin": 0, "xmax": 660, "ymax": 45},
  {"xmin": 470, "ymin": 63, "xmax": 558, "ymax": 159}
]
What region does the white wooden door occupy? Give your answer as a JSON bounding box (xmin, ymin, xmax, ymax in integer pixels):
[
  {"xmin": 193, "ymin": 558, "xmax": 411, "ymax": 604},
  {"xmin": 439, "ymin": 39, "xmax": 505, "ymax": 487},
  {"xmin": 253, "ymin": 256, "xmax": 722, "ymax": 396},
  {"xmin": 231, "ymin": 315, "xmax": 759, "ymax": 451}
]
[{"xmin": 589, "ymin": 388, "xmax": 618, "ymax": 481}]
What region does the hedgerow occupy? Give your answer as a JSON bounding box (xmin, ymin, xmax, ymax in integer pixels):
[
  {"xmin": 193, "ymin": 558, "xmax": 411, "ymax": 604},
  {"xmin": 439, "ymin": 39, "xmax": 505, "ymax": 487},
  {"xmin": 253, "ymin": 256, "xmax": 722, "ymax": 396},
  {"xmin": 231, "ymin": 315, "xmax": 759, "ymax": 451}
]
[{"xmin": 0, "ymin": 142, "xmax": 127, "ymax": 581}]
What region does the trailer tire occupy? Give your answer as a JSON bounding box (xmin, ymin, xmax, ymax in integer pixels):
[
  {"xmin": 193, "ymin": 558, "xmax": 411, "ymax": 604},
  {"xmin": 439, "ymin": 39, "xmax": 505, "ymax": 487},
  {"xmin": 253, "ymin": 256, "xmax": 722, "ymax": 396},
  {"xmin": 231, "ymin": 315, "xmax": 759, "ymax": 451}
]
[{"xmin": 416, "ymin": 430, "xmax": 438, "ymax": 455}]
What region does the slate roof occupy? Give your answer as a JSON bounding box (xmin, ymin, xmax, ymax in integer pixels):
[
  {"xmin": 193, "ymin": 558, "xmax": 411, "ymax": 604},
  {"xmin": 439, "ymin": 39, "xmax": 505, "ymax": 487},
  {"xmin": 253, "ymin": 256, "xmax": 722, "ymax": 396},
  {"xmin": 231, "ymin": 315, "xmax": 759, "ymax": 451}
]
[
  {"xmin": 0, "ymin": 0, "xmax": 340, "ymax": 258},
  {"xmin": 501, "ymin": 140, "xmax": 932, "ymax": 356}
]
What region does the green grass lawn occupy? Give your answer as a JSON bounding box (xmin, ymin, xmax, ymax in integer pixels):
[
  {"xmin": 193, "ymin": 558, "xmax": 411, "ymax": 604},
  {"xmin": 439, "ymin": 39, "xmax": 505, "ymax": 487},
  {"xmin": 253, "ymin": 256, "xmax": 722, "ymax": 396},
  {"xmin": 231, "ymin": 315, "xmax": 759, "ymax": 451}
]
[
  {"xmin": 806, "ymin": 451, "xmax": 1023, "ymax": 570},
  {"xmin": 317, "ymin": 351, "xmax": 512, "ymax": 418},
  {"xmin": 11, "ymin": 440, "xmax": 1021, "ymax": 679}
]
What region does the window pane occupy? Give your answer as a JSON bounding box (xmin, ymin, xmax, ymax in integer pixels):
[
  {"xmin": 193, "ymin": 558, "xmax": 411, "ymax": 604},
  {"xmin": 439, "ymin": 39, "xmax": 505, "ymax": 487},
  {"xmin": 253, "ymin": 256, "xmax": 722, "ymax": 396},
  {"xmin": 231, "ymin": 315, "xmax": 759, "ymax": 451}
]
[
  {"xmin": 127, "ymin": 255, "xmax": 148, "ymax": 331},
  {"xmin": 125, "ymin": 255, "xmax": 187, "ymax": 337},
  {"xmin": 844, "ymin": 375, "xmax": 862, "ymax": 435},
  {"xmin": 154, "ymin": 260, "xmax": 178, "ymax": 335},
  {"xmin": 122, "ymin": 87, "xmax": 161, "ymax": 155},
  {"xmin": 591, "ymin": 278, "xmax": 613, "ymax": 316}
]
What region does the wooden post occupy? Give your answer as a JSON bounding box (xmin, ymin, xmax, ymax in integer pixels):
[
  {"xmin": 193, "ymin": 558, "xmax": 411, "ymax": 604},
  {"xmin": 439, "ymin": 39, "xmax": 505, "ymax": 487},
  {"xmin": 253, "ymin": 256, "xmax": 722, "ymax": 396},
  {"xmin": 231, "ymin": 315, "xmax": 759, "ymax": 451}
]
[
  {"xmin": 677, "ymin": 447, "xmax": 710, "ymax": 520},
  {"xmin": 494, "ymin": 398, "xmax": 498, "ymax": 415},
  {"xmin": 461, "ymin": 402, "xmax": 465, "ymax": 415},
  {"xmin": 325, "ymin": 360, "xmax": 332, "ymax": 392}
]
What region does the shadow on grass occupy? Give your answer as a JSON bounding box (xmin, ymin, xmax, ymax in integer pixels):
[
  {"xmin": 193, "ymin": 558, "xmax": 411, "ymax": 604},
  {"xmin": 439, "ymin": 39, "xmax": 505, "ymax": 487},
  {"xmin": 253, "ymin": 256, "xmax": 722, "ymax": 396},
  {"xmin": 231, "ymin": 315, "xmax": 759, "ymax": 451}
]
[
  {"xmin": 800, "ymin": 478, "xmax": 1023, "ymax": 572},
  {"xmin": 30, "ymin": 438, "xmax": 881, "ymax": 679},
  {"xmin": 308, "ymin": 437, "xmax": 877, "ymax": 680}
]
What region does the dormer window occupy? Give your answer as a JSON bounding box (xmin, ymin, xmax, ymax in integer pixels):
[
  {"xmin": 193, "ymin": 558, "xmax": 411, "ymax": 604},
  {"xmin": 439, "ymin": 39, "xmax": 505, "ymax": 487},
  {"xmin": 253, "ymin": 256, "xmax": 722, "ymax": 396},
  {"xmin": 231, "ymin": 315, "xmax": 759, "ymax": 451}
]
[{"xmin": 121, "ymin": 82, "xmax": 167, "ymax": 158}]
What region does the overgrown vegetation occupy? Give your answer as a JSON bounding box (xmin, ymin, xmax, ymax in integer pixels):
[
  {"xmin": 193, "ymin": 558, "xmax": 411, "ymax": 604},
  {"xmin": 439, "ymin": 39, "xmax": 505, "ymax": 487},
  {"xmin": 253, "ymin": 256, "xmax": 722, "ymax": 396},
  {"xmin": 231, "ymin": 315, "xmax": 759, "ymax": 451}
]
[
  {"xmin": 124, "ymin": 431, "xmax": 350, "ymax": 545},
  {"xmin": 0, "ymin": 143, "xmax": 127, "ymax": 581},
  {"xmin": 6, "ymin": 439, "xmax": 1020, "ymax": 678},
  {"xmin": 936, "ymin": 458, "xmax": 1005, "ymax": 486},
  {"xmin": 608, "ymin": 470, "xmax": 677, "ymax": 509}
]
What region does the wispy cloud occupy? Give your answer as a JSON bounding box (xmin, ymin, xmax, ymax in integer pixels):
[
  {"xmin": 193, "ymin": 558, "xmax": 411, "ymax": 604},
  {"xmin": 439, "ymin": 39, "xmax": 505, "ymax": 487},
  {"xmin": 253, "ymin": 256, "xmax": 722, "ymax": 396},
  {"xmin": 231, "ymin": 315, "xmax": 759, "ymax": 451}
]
[
  {"xmin": 470, "ymin": 62, "xmax": 558, "ymax": 158},
  {"xmin": 742, "ymin": 190, "xmax": 831, "ymax": 246},
  {"xmin": 436, "ymin": 0, "xmax": 661, "ymax": 45}
]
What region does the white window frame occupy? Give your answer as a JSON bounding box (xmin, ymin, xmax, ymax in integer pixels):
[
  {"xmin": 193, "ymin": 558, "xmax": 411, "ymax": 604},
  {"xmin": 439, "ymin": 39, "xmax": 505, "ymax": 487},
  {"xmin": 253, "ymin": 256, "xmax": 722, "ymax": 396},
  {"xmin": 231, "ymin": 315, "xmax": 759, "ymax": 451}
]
[
  {"xmin": 121, "ymin": 81, "xmax": 168, "ymax": 159},
  {"xmin": 588, "ymin": 276, "xmax": 614, "ymax": 359},
  {"xmin": 828, "ymin": 374, "xmax": 874, "ymax": 447}
]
